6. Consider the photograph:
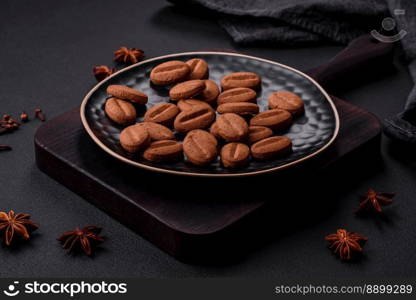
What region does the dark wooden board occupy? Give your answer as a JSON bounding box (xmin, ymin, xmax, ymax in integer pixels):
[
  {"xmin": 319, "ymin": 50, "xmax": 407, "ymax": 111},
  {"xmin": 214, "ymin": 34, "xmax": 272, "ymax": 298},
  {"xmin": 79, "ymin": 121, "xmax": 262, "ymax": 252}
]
[{"xmin": 35, "ymin": 97, "xmax": 381, "ymax": 262}]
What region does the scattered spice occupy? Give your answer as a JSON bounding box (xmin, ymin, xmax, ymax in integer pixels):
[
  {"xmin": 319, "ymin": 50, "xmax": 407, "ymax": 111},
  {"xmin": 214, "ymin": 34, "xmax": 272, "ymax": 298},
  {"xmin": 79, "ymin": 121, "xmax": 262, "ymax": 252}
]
[
  {"xmin": 325, "ymin": 229, "xmax": 367, "ymax": 260},
  {"xmin": 93, "ymin": 65, "xmax": 116, "ymax": 82},
  {"xmin": 356, "ymin": 188, "xmax": 395, "ymax": 214},
  {"xmin": 20, "ymin": 111, "xmax": 29, "ymax": 122},
  {"xmin": 58, "ymin": 226, "xmax": 104, "ymax": 256},
  {"xmin": 114, "ymin": 47, "xmax": 144, "ymax": 64},
  {"xmin": 34, "ymin": 108, "xmax": 46, "ymax": 121},
  {"xmin": 0, "ymin": 210, "xmax": 39, "ymax": 246},
  {"xmin": 0, "ymin": 144, "xmax": 12, "ymax": 151},
  {"xmin": 0, "ymin": 115, "xmax": 20, "ymax": 134}
]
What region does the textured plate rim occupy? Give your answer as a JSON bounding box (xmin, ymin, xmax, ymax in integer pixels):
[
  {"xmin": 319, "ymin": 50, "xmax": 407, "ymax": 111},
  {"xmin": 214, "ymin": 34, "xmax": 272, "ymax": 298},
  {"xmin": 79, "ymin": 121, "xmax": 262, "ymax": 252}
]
[{"xmin": 80, "ymin": 52, "xmax": 340, "ymax": 178}]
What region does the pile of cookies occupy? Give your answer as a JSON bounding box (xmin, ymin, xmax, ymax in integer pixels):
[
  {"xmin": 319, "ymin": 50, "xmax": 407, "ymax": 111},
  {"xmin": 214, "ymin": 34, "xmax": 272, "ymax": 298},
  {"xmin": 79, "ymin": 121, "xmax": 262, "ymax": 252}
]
[{"xmin": 104, "ymin": 58, "xmax": 304, "ymax": 168}]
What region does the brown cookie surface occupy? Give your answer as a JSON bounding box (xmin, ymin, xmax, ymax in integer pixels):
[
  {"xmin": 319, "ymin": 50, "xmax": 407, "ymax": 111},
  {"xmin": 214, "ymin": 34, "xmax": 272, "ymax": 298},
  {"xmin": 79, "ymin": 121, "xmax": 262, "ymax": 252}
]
[
  {"xmin": 143, "ymin": 140, "xmax": 183, "ymax": 162},
  {"xmin": 217, "ymin": 87, "xmax": 257, "ymax": 105},
  {"xmin": 174, "ymin": 106, "xmax": 215, "ymax": 132},
  {"xmin": 105, "ymin": 97, "xmax": 136, "ymax": 125},
  {"xmin": 183, "ymin": 129, "xmax": 218, "ymax": 165},
  {"xmin": 119, "ymin": 124, "xmax": 150, "ymax": 153},
  {"xmin": 169, "ymin": 80, "xmax": 206, "ymax": 101},
  {"xmin": 251, "ymin": 136, "xmax": 292, "ymax": 160},
  {"xmin": 150, "ymin": 61, "xmax": 190, "ymax": 85},
  {"xmin": 186, "ymin": 58, "xmax": 209, "ymax": 80},
  {"xmin": 221, "ymin": 143, "xmax": 250, "ymax": 168},
  {"xmin": 250, "ymin": 109, "xmax": 292, "ymax": 131},
  {"xmin": 106, "ymin": 85, "xmax": 148, "ymax": 104},
  {"xmin": 216, "ymin": 113, "xmax": 249, "ymax": 142},
  {"xmin": 247, "ymin": 126, "xmax": 273, "ymax": 144},
  {"xmin": 144, "ymin": 103, "xmax": 179, "ymax": 127},
  {"xmin": 221, "ymin": 72, "xmax": 261, "ymax": 90},
  {"xmin": 217, "ymin": 102, "xmax": 259, "ymax": 115},
  {"xmin": 177, "ymin": 99, "xmax": 212, "ymax": 112},
  {"xmin": 268, "ymin": 91, "xmax": 304, "ymax": 116},
  {"xmin": 136, "ymin": 122, "xmax": 174, "ymax": 141},
  {"xmin": 199, "ymin": 80, "xmax": 220, "ymax": 104}
]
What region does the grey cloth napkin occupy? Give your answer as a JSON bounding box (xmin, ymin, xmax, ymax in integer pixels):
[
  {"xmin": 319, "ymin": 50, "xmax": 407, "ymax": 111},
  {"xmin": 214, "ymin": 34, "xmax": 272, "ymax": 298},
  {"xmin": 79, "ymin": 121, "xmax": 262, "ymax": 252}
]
[{"xmin": 169, "ymin": 0, "xmax": 416, "ymax": 143}]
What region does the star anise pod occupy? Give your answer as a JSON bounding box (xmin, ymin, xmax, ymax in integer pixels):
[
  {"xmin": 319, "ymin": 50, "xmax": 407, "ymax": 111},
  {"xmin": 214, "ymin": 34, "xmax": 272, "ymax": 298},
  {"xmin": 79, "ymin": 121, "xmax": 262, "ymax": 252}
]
[
  {"xmin": 325, "ymin": 229, "xmax": 367, "ymax": 260},
  {"xmin": 356, "ymin": 188, "xmax": 395, "ymax": 214},
  {"xmin": 58, "ymin": 226, "xmax": 104, "ymax": 256},
  {"xmin": 0, "ymin": 210, "xmax": 39, "ymax": 246},
  {"xmin": 93, "ymin": 65, "xmax": 116, "ymax": 82},
  {"xmin": 114, "ymin": 47, "xmax": 144, "ymax": 64}
]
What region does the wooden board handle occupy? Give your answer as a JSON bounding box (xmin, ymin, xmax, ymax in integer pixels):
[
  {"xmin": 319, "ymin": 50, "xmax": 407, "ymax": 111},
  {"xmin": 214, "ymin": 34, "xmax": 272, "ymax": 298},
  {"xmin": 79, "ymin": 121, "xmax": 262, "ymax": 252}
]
[{"xmin": 306, "ymin": 35, "xmax": 394, "ymax": 90}]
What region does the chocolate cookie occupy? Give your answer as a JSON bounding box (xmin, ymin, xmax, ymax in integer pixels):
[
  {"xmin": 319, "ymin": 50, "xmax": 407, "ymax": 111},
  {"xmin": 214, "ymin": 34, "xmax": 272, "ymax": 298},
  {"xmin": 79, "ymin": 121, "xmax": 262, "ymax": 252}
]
[
  {"xmin": 217, "ymin": 102, "xmax": 259, "ymax": 115},
  {"xmin": 143, "ymin": 140, "xmax": 183, "ymax": 162},
  {"xmin": 169, "ymin": 80, "xmax": 206, "ymax": 101},
  {"xmin": 119, "ymin": 124, "xmax": 151, "ymax": 153},
  {"xmin": 251, "ymin": 136, "xmax": 292, "ymax": 160},
  {"xmin": 247, "ymin": 126, "xmax": 273, "ymax": 144},
  {"xmin": 183, "ymin": 129, "xmax": 218, "ymax": 165},
  {"xmin": 216, "ymin": 113, "xmax": 249, "ymax": 142},
  {"xmin": 221, "ymin": 72, "xmax": 261, "ymax": 90},
  {"xmin": 186, "ymin": 58, "xmax": 209, "ymax": 80},
  {"xmin": 144, "ymin": 103, "xmax": 179, "ymax": 127},
  {"xmin": 268, "ymin": 91, "xmax": 304, "ymax": 116},
  {"xmin": 136, "ymin": 122, "xmax": 174, "ymax": 141},
  {"xmin": 106, "ymin": 85, "xmax": 148, "ymax": 104},
  {"xmin": 150, "ymin": 60, "xmax": 190, "ymax": 85},
  {"xmin": 177, "ymin": 99, "xmax": 212, "ymax": 112},
  {"xmin": 174, "ymin": 106, "xmax": 215, "ymax": 132},
  {"xmin": 217, "ymin": 87, "xmax": 257, "ymax": 105},
  {"xmin": 105, "ymin": 97, "xmax": 136, "ymax": 125},
  {"xmin": 221, "ymin": 143, "xmax": 250, "ymax": 168},
  {"xmin": 199, "ymin": 80, "xmax": 220, "ymax": 104},
  {"xmin": 250, "ymin": 109, "xmax": 292, "ymax": 131}
]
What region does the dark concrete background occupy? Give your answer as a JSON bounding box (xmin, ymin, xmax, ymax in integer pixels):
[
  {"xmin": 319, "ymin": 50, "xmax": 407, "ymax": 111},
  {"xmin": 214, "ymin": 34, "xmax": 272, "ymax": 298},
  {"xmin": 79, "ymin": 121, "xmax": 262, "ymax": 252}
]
[{"xmin": 1, "ymin": 0, "xmax": 416, "ymax": 278}]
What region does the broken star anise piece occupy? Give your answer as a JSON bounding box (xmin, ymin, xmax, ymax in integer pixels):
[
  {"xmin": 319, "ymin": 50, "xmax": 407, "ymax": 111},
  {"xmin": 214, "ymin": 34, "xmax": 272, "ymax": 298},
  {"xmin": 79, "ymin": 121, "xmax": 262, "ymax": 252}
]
[
  {"xmin": 325, "ymin": 229, "xmax": 367, "ymax": 260},
  {"xmin": 58, "ymin": 226, "xmax": 104, "ymax": 256},
  {"xmin": 356, "ymin": 188, "xmax": 395, "ymax": 214},
  {"xmin": 93, "ymin": 65, "xmax": 116, "ymax": 82},
  {"xmin": 0, "ymin": 210, "xmax": 39, "ymax": 246},
  {"xmin": 114, "ymin": 47, "xmax": 144, "ymax": 64}
]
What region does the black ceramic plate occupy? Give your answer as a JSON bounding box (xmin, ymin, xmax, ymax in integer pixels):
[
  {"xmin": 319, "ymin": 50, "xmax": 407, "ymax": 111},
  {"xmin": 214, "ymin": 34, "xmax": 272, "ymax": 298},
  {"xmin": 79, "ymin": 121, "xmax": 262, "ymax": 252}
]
[{"xmin": 80, "ymin": 52, "xmax": 339, "ymax": 177}]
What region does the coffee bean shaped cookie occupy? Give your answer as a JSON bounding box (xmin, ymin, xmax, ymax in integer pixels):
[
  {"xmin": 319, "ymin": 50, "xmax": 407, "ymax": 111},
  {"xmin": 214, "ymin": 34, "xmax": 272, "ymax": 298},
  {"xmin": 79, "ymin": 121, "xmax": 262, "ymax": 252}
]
[
  {"xmin": 268, "ymin": 91, "xmax": 304, "ymax": 116},
  {"xmin": 221, "ymin": 143, "xmax": 250, "ymax": 168},
  {"xmin": 105, "ymin": 97, "xmax": 137, "ymax": 125},
  {"xmin": 186, "ymin": 58, "xmax": 209, "ymax": 80},
  {"xmin": 144, "ymin": 103, "xmax": 179, "ymax": 127},
  {"xmin": 217, "ymin": 102, "xmax": 259, "ymax": 115},
  {"xmin": 209, "ymin": 121, "xmax": 221, "ymax": 139},
  {"xmin": 217, "ymin": 87, "xmax": 257, "ymax": 105},
  {"xmin": 250, "ymin": 109, "xmax": 292, "ymax": 131},
  {"xmin": 169, "ymin": 80, "xmax": 206, "ymax": 101},
  {"xmin": 183, "ymin": 129, "xmax": 218, "ymax": 166},
  {"xmin": 174, "ymin": 106, "xmax": 215, "ymax": 132},
  {"xmin": 216, "ymin": 113, "xmax": 249, "ymax": 142},
  {"xmin": 150, "ymin": 61, "xmax": 190, "ymax": 85},
  {"xmin": 177, "ymin": 99, "xmax": 212, "ymax": 112},
  {"xmin": 136, "ymin": 122, "xmax": 174, "ymax": 140},
  {"xmin": 199, "ymin": 80, "xmax": 220, "ymax": 105},
  {"xmin": 247, "ymin": 126, "xmax": 273, "ymax": 145},
  {"xmin": 119, "ymin": 124, "xmax": 151, "ymax": 153},
  {"xmin": 143, "ymin": 140, "xmax": 183, "ymax": 162},
  {"xmin": 221, "ymin": 72, "xmax": 261, "ymax": 90},
  {"xmin": 251, "ymin": 136, "xmax": 292, "ymax": 160},
  {"xmin": 106, "ymin": 85, "xmax": 148, "ymax": 104}
]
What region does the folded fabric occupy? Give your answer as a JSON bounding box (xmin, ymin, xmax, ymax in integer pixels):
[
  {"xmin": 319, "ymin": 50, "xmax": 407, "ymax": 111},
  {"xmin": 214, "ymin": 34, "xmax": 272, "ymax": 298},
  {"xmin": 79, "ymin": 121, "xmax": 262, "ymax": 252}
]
[{"xmin": 168, "ymin": 0, "xmax": 416, "ymax": 144}]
